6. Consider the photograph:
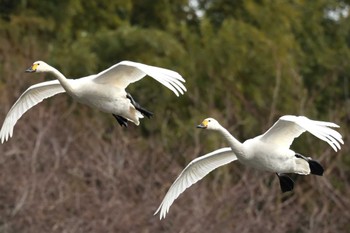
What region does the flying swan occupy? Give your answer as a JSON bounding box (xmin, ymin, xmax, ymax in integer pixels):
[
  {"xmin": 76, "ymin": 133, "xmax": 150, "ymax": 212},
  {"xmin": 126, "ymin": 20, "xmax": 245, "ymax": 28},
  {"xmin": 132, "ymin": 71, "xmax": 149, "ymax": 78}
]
[
  {"xmin": 155, "ymin": 115, "xmax": 343, "ymax": 219},
  {"xmin": 0, "ymin": 61, "xmax": 186, "ymax": 143}
]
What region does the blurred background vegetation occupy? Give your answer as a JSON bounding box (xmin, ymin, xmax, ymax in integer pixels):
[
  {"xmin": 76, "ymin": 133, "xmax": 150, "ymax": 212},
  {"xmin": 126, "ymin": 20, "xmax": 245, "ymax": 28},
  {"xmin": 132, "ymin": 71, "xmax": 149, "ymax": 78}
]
[{"xmin": 0, "ymin": 0, "xmax": 349, "ymax": 232}]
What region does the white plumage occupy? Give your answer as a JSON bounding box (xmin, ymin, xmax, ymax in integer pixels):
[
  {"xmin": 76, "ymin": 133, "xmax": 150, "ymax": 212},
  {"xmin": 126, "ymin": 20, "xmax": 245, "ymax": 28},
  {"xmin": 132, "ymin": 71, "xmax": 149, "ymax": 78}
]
[
  {"xmin": 155, "ymin": 115, "xmax": 343, "ymax": 219},
  {"xmin": 155, "ymin": 147, "xmax": 237, "ymax": 219},
  {"xmin": 0, "ymin": 60, "xmax": 186, "ymax": 143}
]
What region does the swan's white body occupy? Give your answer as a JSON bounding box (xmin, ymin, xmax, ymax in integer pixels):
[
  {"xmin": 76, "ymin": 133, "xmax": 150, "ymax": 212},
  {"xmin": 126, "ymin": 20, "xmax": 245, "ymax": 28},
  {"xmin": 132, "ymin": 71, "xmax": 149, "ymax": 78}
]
[
  {"xmin": 0, "ymin": 61, "xmax": 186, "ymax": 142},
  {"xmin": 155, "ymin": 116, "xmax": 343, "ymax": 219}
]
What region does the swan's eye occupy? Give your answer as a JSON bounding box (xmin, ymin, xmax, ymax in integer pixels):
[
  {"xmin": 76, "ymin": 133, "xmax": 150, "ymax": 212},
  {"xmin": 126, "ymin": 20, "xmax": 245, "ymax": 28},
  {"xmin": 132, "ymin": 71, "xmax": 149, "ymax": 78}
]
[{"xmin": 208, "ymin": 120, "xmax": 211, "ymax": 122}]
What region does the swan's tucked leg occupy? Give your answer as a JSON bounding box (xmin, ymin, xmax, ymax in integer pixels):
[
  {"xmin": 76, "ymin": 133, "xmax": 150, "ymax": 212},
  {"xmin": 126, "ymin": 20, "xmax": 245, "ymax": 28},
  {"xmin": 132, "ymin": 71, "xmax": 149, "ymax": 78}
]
[
  {"xmin": 126, "ymin": 93, "xmax": 153, "ymax": 118},
  {"xmin": 113, "ymin": 114, "xmax": 128, "ymax": 127},
  {"xmin": 295, "ymin": 153, "xmax": 324, "ymax": 176},
  {"xmin": 276, "ymin": 173, "xmax": 294, "ymax": 193}
]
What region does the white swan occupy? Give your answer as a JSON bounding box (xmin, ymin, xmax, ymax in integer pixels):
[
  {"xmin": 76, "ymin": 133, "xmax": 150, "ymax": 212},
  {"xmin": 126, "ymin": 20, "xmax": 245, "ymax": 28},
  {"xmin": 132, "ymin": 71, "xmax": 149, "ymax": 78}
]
[
  {"xmin": 0, "ymin": 60, "xmax": 186, "ymax": 143},
  {"xmin": 155, "ymin": 115, "xmax": 343, "ymax": 219}
]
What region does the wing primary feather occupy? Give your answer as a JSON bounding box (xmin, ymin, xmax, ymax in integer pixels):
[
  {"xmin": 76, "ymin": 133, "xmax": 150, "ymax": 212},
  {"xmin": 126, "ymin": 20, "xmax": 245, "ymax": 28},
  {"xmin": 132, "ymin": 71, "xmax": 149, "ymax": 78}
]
[
  {"xmin": 303, "ymin": 127, "xmax": 338, "ymax": 151},
  {"xmin": 296, "ymin": 119, "xmax": 343, "ymax": 151},
  {"xmin": 122, "ymin": 61, "xmax": 186, "ymax": 95},
  {"xmin": 154, "ymin": 147, "xmax": 237, "ymax": 219},
  {"xmin": 131, "ymin": 61, "xmax": 185, "ymax": 82},
  {"xmin": 151, "ymin": 75, "xmax": 182, "ymax": 96},
  {"xmin": 145, "ymin": 71, "xmax": 185, "ymax": 96},
  {"xmin": 151, "ymin": 77, "xmax": 180, "ymax": 96},
  {"xmin": 0, "ymin": 80, "xmax": 65, "ymax": 143},
  {"xmin": 150, "ymin": 67, "xmax": 187, "ymax": 91},
  {"xmin": 160, "ymin": 75, "xmax": 187, "ymax": 94}
]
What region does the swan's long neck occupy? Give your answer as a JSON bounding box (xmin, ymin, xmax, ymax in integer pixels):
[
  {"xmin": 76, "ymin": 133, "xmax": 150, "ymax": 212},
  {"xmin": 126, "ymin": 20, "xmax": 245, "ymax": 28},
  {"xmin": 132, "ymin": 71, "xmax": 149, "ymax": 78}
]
[
  {"xmin": 217, "ymin": 125, "xmax": 244, "ymax": 156},
  {"xmin": 49, "ymin": 67, "xmax": 74, "ymax": 93}
]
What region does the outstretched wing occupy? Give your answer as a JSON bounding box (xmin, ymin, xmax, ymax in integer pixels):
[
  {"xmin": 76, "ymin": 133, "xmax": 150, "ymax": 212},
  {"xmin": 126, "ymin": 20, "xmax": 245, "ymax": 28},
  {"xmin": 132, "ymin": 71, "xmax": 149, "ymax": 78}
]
[
  {"xmin": 260, "ymin": 115, "xmax": 343, "ymax": 151},
  {"xmin": 155, "ymin": 147, "xmax": 237, "ymax": 220},
  {"xmin": 0, "ymin": 80, "xmax": 65, "ymax": 143},
  {"xmin": 92, "ymin": 61, "xmax": 186, "ymax": 96}
]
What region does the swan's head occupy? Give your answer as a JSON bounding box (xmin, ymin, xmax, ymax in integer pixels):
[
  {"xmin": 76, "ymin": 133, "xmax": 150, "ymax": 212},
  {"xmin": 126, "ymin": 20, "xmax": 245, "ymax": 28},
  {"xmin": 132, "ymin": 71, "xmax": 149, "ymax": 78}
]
[
  {"xmin": 25, "ymin": 61, "xmax": 52, "ymax": 73},
  {"xmin": 197, "ymin": 118, "xmax": 221, "ymax": 130}
]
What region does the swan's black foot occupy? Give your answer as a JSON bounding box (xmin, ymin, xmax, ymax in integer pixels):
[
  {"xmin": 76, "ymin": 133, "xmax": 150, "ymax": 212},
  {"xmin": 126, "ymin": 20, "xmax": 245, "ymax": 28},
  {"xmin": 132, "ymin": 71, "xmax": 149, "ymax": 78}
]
[
  {"xmin": 295, "ymin": 153, "xmax": 324, "ymax": 176},
  {"xmin": 113, "ymin": 114, "xmax": 128, "ymax": 127},
  {"xmin": 308, "ymin": 160, "xmax": 324, "ymax": 176},
  {"xmin": 126, "ymin": 93, "xmax": 154, "ymax": 118},
  {"xmin": 276, "ymin": 173, "xmax": 294, "ymax": 193}
]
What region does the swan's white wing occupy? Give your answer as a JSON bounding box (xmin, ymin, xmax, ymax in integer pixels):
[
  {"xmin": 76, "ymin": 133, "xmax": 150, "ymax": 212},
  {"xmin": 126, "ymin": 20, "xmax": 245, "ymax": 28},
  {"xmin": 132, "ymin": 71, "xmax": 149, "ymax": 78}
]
[
  {"xmin": 260, "ymin": 115, "xmax": 343, "ymax": 151},
  {"xmin": 0, "ymin": 80, "xmax": 65, "ymax": 143},
  {"xmin": 92, "ymin": 61, "xmax": 186, "ymax": 96},
  {"xmin": 155, "ymin": 147, "xmax": 237, "ymax": 220}
]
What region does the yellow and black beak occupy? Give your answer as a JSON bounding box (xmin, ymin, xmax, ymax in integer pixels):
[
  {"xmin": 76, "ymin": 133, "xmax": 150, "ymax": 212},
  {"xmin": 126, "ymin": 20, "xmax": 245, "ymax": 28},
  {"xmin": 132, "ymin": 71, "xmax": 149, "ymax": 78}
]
[
  {"xmin": 196, "ymin": 119, "xmax": 208, "ymax": 129},
  {"xmin": 25, "ymin": 63, "xmax": 38, "ymax": 73}
]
